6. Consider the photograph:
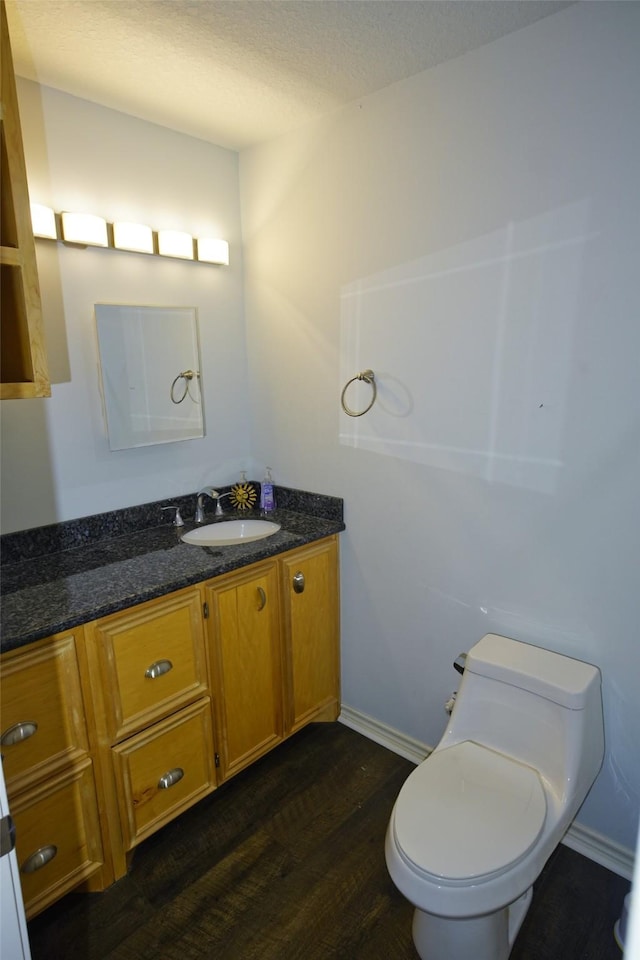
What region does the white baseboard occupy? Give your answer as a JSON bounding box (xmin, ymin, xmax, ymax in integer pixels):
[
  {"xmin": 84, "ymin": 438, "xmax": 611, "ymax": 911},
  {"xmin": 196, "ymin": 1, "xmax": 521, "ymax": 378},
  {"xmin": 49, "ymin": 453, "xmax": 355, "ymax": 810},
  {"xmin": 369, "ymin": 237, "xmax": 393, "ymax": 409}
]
[
  {"xmin": 339, "ymin": 703, "xmax": 431, "ymax": 765},
  {"xmin": 561, "ymin": 821, "xmax": 634, "ymax": 881},
  {"xmin": 338, "ymin": 704, "xmax": 635, "ymax": 881}
]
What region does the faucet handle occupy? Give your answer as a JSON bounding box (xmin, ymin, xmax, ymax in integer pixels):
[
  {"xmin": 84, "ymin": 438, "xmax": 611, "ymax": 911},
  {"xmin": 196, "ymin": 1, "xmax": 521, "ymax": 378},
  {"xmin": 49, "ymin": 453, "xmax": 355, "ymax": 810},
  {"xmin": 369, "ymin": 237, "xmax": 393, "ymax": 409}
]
[
  {"xmin": 161, "ymin": 505, "xmax": 185, "ymax": 527},
  {"xmin": 197, "ymin": 486, "xmax": 219, "ymax": 499},
  {"xmin": 214, "ymin": 491, "xmax": 233, "ymax": 516}
]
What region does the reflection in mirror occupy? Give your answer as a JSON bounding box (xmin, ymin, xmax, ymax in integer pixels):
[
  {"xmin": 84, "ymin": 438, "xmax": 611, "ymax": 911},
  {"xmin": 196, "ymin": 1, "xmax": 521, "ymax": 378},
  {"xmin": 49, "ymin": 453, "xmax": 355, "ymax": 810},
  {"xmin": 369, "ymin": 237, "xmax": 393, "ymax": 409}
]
[{"xmin": 95, "ymin": 304, "xmax": 204, "ymax": 450}]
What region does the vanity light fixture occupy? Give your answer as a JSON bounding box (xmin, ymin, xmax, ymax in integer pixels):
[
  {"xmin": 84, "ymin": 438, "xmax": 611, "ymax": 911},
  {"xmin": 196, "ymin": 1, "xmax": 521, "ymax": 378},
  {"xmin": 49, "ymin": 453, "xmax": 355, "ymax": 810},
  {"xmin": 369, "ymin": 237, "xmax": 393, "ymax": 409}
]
[
  {"xmin": 112, "ymin": 221, "xmax": 154, "ymax": 254},
  {"xmin": 196, "ymin": 237, "xmax": 230, "ymax": 265},
  {"xmin": 31, "ymin": 204, "xmax": 229, "ymax": 265},
  {"xmin": 157, "ymin": 229, "xmax": 194, "ymax": 260},
  {"xmin": 61, "ymin": 211, "xmax": 108, "ymax": 247},
  {"xmin": 30, "ymin": 203, "xmax": 57, "ymax": 240}
]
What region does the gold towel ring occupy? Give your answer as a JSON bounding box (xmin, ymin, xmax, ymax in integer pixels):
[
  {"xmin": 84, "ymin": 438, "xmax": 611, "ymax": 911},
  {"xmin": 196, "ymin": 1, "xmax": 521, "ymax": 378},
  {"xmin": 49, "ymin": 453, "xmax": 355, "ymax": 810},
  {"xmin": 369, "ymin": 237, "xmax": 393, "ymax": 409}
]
[{"xmin": 341, "ymin": 369, "xmax": 377, "ymax": 417}]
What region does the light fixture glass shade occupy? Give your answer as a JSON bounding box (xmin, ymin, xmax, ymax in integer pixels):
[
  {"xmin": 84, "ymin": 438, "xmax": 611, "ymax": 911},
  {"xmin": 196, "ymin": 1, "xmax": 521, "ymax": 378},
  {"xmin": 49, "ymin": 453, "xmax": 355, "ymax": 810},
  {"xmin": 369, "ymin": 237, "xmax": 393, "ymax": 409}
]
[
  {"xmin": 61, "ymin": 211, "xmax": 108, "ymax": 246},
  {"xmin": 31, "ymin": 203, "xmax": 57, "ymax": 239},
  {"xmin": 113, "ymin": 221, "xmax": 154, "ymax": 254},
  {"xmin": 157, "ymin": 229, "xmax": 194, "ymax": 259},
  {"xmin": 197, "ymin": 237, "xmax": 229, "ymax": 265}
]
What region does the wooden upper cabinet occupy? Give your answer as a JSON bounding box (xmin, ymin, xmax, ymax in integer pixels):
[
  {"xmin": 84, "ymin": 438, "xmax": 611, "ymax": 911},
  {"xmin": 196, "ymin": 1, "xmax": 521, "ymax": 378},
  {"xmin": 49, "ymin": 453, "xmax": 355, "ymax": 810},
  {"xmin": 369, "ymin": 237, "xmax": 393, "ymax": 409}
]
[{"xmin": 0, "ymin": 0, "xmax": 50, "ymax": 399}]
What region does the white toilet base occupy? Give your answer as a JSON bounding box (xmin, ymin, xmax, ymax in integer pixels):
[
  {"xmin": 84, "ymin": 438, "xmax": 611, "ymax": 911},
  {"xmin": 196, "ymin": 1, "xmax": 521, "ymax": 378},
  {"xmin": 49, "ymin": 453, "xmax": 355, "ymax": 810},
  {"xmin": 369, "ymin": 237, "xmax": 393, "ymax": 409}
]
[{"xmin": 411, "ymin": 887, "xmax": 533, "ymax": 960}]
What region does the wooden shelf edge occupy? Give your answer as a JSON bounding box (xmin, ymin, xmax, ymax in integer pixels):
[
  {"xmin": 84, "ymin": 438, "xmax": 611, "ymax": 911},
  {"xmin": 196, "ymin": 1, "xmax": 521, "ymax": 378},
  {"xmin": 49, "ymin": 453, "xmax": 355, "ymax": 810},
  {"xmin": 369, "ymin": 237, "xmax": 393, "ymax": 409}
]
[
  {"xmin": 0, "ymin": 379, "xmax": 51, "ymax": 400},
  {"xmin": 0, "ymin": 245, "xmax": 24, "ymax": 266}
]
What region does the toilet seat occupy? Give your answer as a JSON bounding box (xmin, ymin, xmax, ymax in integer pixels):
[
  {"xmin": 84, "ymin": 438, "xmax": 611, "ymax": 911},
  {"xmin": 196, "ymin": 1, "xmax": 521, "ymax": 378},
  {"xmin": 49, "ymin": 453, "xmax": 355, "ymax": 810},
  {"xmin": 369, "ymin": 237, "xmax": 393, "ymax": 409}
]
[{"xmin": 393, "ymin": 741, "xmax": 547, "ymax": 883}]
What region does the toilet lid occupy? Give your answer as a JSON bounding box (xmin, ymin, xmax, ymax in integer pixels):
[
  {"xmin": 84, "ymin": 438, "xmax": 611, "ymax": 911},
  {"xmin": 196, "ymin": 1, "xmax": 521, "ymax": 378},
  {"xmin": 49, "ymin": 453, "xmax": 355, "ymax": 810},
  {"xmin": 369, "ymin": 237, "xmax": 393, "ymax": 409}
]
[{"xmin": 394, "ymin": 741, "xmax": 547, "ymax": 882}]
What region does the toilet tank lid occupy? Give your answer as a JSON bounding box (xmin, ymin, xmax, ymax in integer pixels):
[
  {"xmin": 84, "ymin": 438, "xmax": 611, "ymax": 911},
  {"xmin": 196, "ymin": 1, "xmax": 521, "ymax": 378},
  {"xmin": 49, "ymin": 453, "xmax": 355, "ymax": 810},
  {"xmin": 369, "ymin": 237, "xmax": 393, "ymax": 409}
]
[{"xmin": 466, "ymin": 634, "xmax": 601, "ymax": 709}]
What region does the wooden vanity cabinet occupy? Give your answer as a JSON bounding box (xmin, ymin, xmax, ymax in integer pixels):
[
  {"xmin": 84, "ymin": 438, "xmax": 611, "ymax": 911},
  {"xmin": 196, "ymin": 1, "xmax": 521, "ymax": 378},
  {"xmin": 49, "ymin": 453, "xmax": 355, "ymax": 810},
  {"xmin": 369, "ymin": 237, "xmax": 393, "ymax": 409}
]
[
  {"xmin": 0, "ymin": 631, "xmax": 105, "ymax": 918},
  {"xmin": 280, "ymin": 537, "xmax": 340, "ymax": 733},
  {"xmin": 0, "ymin": 535, "xmax": 340, "ymax": 906},
  {"xmin": 206, "ymin": 561, "xmax": 284, "ymax": 781}
]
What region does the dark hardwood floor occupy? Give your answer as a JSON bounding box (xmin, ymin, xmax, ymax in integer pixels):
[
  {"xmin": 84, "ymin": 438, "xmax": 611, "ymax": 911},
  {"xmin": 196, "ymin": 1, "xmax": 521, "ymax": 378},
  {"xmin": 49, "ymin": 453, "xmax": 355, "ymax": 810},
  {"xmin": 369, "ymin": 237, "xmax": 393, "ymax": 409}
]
[{"xmin": 27, "ymin": 722, "xmax": 629, "ymax": 959}]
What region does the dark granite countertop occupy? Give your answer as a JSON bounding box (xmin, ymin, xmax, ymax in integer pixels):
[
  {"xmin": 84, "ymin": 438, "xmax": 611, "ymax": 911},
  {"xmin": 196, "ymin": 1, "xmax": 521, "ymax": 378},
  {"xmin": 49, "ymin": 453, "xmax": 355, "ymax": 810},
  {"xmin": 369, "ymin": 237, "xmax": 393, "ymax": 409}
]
[{"xmin": 0, "ymin": 486, "xmax": 344, "ymax": 653}]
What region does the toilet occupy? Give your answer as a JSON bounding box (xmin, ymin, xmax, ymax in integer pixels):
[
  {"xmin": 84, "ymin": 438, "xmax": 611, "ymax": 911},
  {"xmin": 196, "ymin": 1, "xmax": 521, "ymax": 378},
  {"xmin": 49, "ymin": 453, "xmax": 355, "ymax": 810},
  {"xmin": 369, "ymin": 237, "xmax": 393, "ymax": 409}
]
[{"xmin": 385, "ymin": 633, "xmax": 604, "ymax": 960}]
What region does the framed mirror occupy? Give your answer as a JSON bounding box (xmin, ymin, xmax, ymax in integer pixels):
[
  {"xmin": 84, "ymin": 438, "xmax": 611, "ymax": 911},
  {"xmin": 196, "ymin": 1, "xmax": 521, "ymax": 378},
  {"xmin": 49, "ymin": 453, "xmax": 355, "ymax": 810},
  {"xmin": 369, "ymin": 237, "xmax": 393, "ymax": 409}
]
[{"xmin": 95, "ymin": 303, "xmax": 204, "ymax": 450}]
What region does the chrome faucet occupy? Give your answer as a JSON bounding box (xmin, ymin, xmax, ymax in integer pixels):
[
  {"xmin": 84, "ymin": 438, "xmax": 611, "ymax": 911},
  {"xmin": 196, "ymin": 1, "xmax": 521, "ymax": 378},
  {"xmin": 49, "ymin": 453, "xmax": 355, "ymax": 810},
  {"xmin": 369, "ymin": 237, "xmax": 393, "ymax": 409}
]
[{"xmin": 194, "ymin": 487, "xmax": 219, "ymax": 524}]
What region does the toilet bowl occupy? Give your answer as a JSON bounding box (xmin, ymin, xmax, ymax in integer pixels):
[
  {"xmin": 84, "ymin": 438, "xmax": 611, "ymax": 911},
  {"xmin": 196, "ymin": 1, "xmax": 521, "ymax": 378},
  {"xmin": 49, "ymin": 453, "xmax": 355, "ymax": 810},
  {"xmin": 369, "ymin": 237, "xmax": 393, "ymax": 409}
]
[{"xmin": 385, "ymin": 633, "xmax": 604, "ymax": 960}]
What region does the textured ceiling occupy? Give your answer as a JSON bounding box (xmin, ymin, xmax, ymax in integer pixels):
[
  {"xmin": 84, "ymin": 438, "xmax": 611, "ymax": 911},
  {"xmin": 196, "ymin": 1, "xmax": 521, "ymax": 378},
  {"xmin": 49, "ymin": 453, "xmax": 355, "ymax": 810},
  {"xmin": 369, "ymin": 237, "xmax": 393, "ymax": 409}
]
[{"xmin": 7, "ymin": 0, "xmax": 573, "ymax": 151}]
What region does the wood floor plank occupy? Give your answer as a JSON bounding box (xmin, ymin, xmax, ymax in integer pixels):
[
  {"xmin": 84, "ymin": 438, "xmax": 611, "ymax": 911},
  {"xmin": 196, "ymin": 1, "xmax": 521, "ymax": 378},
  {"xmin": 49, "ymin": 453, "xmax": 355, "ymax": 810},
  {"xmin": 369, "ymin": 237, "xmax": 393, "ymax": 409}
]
[{"xmin": 27, "ymin": 722, "xmax": 629, "ymax": 960}]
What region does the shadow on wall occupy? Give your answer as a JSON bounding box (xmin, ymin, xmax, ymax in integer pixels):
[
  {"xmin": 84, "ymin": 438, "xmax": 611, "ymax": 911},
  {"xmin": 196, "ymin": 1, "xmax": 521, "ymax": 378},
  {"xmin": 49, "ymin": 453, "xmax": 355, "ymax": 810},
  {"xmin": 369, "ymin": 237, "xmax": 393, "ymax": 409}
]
[
  {"xmin": 0, "ymin": 398, "xmax": 57, "ymax": 531},
  {"xmin": 339, "ymin": 200, "xmax": 594, "ymax": 495}
]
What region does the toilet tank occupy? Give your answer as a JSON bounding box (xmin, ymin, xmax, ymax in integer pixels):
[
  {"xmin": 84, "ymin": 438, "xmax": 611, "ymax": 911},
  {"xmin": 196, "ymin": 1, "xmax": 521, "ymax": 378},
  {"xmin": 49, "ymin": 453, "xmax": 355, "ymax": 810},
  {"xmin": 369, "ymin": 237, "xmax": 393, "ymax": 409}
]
[{"xmin": 440, "ymin": 635, "xmax": 604, "ymax": 808}]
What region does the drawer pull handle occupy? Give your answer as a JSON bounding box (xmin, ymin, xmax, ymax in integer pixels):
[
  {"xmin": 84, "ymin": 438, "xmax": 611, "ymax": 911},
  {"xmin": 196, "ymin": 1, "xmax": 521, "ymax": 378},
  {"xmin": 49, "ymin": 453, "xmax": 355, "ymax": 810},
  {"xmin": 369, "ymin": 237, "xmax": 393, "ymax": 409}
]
[
  {"xmin": 145, "ymin": 659, "xmax": 173, "ymax": 680},
  {"xmin": 158, "ymin": 767, "xmax": 184, "ymax": 790},
  {"xmin": 21, "ymin": 844, "xmax": 57, "ymax": 874},
  {"xmin": 257, "ymin": 586, "xmax": 267, "ymax": 611},
  {"xmin": 293, "ymin": 571, "xmax": 305, "ymax": 594},
  {"xmin": 1, "ymin": 721, "xmax": 38, "ymax": 747}
]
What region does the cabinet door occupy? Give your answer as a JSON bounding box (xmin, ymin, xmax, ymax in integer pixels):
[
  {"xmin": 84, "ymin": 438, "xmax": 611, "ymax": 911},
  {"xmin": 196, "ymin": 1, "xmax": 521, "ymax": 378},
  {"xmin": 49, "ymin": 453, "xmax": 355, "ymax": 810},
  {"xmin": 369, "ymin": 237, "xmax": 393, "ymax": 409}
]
[
  {"xmin": 280, "ymin": 537, "xmax": 340, "ymax": 733},
  {"xmin": 91, "ymin": 588, "xmax": 208, "ymax": 742},
  {"xmin": 0, "ymin": 633, "xmax": 89, "ymax": 793},
  {"xmin": 208, "ymin": 563, "xmax": 283, "ymax": 780}
]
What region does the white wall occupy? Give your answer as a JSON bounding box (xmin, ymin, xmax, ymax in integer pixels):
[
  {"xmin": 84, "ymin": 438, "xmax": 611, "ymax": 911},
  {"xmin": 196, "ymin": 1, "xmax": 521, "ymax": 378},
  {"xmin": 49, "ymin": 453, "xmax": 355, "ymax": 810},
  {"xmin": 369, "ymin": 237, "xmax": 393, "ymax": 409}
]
[
  {"xmin": 240, "ymin": 2, "xmax": 640, "ymax": 853},
  {"xmin": 0, "ymin": 81, "xmax": 250, "ymax": 533}
]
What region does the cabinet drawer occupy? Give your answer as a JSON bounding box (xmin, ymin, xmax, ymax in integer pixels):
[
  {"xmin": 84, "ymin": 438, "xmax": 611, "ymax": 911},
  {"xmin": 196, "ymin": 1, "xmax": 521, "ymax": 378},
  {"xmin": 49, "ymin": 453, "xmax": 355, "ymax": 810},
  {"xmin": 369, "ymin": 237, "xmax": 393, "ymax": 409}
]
[
  {"xmin": 0, "ymin": 633, "xmax": 89, "ymax": 792},
  {"xmin": 11, "ymin": 758, "xmax": 104, "ymax": 919},
  {"xmin": 112, "ymin": 698, "xmax": 216, "ymax": 849},
  {"xmin": 92, "ymin": 588, "xmax": 208, "ymax": 741}
]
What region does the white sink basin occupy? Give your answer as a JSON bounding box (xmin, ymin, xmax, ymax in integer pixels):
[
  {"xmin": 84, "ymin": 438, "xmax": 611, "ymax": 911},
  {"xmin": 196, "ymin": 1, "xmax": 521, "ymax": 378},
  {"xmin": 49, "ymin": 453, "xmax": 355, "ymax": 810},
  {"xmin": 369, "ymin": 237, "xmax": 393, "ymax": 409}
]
[{"xmin": 182, "ymin": 519, "xmax": 280, "ymax": 547}]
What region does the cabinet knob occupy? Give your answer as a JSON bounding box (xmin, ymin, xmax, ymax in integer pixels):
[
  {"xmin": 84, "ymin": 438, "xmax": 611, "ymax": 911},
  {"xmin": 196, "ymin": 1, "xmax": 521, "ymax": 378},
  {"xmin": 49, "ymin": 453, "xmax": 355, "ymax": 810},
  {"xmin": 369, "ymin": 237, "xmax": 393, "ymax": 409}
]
[
  {"xmin": 21, "ymin": 844, "xmax": 57, "ymax": 874},
  {"xmin": 145, "ymin": 659, "xmax": 173, "ymax": 680},
  {"xmin": 292, "ymin": 571, "xmax": 305, "ymax": 594},
  {"xmin": 257, "ymin": 586, "xmax": 267, "ymax": 611},
  {"xmin": 158, "ymin": 767, "xmax": 185, "ymax": 790},
  {"xmin": 0, "ymin": 721, "xmax": 38, "ymax": 747}
]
